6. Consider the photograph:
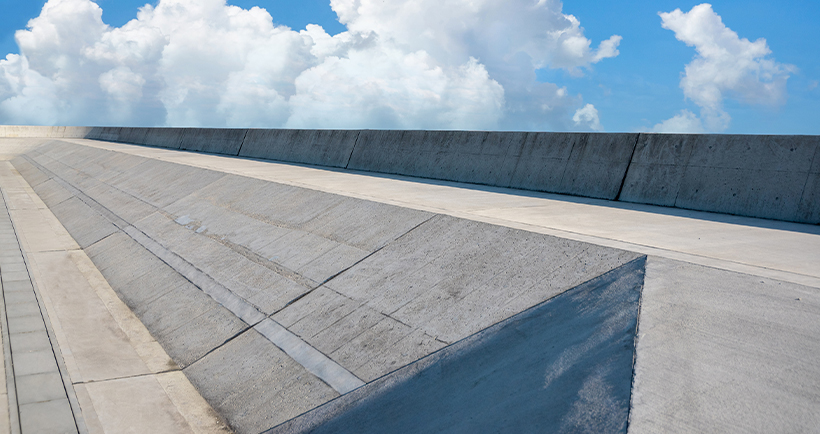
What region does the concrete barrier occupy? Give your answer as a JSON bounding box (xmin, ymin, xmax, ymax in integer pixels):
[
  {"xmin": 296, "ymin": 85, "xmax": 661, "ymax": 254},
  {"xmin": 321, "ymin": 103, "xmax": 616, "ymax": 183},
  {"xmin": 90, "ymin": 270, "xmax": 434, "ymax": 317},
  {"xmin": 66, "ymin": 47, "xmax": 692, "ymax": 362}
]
[
  {"xmin": 620, "ymin": 134, "xmax": 820, "ymax": 222},
  {"xmin": 86, "ymin": 126, "xmax": 122, "ymax": 141},
  {"xmin": 509, "ymin": 132, "xmax": 638, "ymax": 199},
  {"xmin": 60, "ymin": 126, "xmax": 95, "ymax": 138},
  {"xmin": 239, "ymin": 129, "xmax": 359, "ymax": 168},
  {"xmin": 117, "ymin": 127, "xmax": 151, "ymax": 145},
  {"xmin": 2, "ymin": 125, "xmax": 818, "ymax": 223},
  {"xmin": 0, "ymin": 125, "xmax": 56, "ymax": 137},
  {"xmin": 348, "ymin": 130, "xmax": 525, "ymax": 187},
  {"xmin": 139, "ymin": 127, "xmax": 187, "ymax": 149},
  {"xmin": 180, "ymin": 128, "xmax": 247, "ymax": 155}
]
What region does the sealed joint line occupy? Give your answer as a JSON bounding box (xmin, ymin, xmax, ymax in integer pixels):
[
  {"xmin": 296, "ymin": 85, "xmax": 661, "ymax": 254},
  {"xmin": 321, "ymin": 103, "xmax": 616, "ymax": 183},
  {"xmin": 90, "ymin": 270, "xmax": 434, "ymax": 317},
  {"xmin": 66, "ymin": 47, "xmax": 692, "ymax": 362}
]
[
  {"xmin": 615, "ymin": 134, "xmax": 641, "ymax": 202},
  {"xmin": 123, "ymin": 225, "xmax": 267, "ymax": 326},
  {"xmin": 254, "ymin": 319, "xmax": 365, "ymax": 394},
  {"xmin": 127, "ymin": 225, "xmax": 366, "ymax": 394}
]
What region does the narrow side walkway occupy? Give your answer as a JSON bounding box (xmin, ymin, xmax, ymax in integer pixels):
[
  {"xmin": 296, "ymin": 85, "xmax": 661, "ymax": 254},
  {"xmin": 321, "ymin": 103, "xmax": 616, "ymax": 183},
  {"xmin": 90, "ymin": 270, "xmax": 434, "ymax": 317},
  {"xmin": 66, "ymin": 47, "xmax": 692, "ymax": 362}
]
[
  {"xmin": 0, "ymin": 161, "xmax": 231, "ymax": 433},
  {"xmin": 0, "ymin": 188, "xmax": 79, "ymax": 434}
]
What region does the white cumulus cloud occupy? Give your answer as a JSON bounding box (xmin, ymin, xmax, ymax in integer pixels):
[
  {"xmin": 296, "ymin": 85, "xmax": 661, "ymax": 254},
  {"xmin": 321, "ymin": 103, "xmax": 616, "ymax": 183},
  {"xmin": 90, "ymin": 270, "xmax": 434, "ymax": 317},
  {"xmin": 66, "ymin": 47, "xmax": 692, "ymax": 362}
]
[
  {"xmin": 572, "ymin": 103, "xmax": 603, "ymax": 132},
  {"xmin": 650, "ymin": 109, "xmax": 704, "ymax": 133},
  {"xmin": 0, "ymin": 0, "xmax": 619, "ymax": 130},
  {"xmin": 655, "ymin": 3, "xmax": 794, "ymax": 132}
]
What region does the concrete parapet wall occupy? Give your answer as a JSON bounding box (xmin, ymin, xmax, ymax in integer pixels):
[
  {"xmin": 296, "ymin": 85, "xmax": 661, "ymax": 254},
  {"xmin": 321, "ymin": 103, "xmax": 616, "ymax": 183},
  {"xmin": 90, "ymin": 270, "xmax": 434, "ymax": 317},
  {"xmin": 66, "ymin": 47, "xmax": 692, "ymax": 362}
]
[{"xmin": 2, "ymin": 125, "xmax": 818, "ymax": 223}]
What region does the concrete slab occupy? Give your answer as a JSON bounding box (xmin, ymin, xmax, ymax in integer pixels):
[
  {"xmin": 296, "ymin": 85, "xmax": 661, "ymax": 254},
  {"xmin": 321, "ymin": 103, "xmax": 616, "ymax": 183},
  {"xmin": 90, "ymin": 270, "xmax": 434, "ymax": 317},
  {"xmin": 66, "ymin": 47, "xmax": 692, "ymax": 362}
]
[
  {"xmin": 271, "ymin": 257, "xmax": 644, "ymax": 434},
  {"xmin": 9, "ymin": 329, "xmax": 51, "ymax": 353},
  {"xmin": 324, "ymin": 215, "xmax": 639, "ymax": 343},
  {"xmin": 87, "ymin": 127, "xmax": 121, "ymax": 142},
  {"xmin": 629, "ymin": 257, "xmax": 820, "ymax": 433},
  {"xmin": 349, "ymin": 130, "xmax": 528, "ymax": 188},
  {"xmin": 48, "ymin": 197, "xmax": 117, "ymax": 248},
  {"xmin": 80, "ymin": 177, "xmax": 158, "ymax": 223},
  {"xmin": 30, "ymin": 179, "xmax": 73, "ymax": 209},
  {"xmin": 80, "ymin": 375, "xmax": 195, "ymax": 434},
  {"xmin": 138, "ymin": 283, "xmax": 248, "ymax": 368},
  {"xmin": 239, "ymin": 129, "xmax": 359, "ymax": 168},
  {"xmin": 8, "ymin": 157, "xmax": 50, "ymax": 189},
  {"xmin": 12, "ymin": 349, "xmax": 58, "ymax": 376},
  {"xmin": 19, "ymin": 398, "xmax": 77, "ymax": 434},
  {"xmin": 104, "ymin": 158, "xmax": 226, "ymax": 209},
  {"xmin": 184, "ymin": 329, "xmax": 339, "ymax": 434},
  {"xmin": 27, "ymin": 251, "xmax": 153, "ymax": 383},
  {"xmin": 16, "ymin": 372, "xmax": 66, "ymax": 405},
  {"xmin": 797, "ymin": 145, "xmax": 820, "ymax": 223}
]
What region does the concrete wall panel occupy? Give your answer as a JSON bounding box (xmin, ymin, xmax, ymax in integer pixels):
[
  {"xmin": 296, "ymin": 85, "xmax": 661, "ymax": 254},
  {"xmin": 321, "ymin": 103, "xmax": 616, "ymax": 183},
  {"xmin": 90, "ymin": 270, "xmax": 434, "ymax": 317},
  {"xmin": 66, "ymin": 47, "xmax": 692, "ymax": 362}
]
[
  {"xmin": 3, "ymin": 126, "xmax": 54, "ymax": 137},
  {"xmin": 116, "ymin": 127, "xmax": 151, "ymax": 145},
  {"xmin": 88, "ymin": 127, "xmax": 122, "ymax": 141},
  {"xmin": 239, "ymin": 129, "xmax": 359, "ymax": 168},
  {"xmin": 510, "ymin": 132, "xmax": 638, "ymax": 199},
  {"xmin": 61, "ymin": 126, "xmax": 94, "ymax": 138},
  {"xmin": 619, "ymin": 134, "xmax": 695, "ymax": 207},
  {"xmin": 622, "ymin": 134, "xmax": 820, "ymax": 222},
  {"xmin": 140, "ymin": 127, "xmax": 186, "ymax": 148},
  {"xmin": 349, "ymin": 130, "xmax": 527, "ymax": 187},
  {"xmin": 179, "ymin": 128, "xmax": 247, "ymax": 155}
]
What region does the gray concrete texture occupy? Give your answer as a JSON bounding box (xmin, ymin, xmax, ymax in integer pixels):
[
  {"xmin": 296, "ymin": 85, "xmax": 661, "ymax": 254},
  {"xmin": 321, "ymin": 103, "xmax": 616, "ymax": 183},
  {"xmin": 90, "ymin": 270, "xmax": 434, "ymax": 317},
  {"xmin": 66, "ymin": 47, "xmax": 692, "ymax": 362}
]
[
  {"xmin": 11, "ymin": 139, "xmax": 652, "ymax": 433},
  {"xmin": 4, "ymin": 126, "xmax": 819, "ymax": 223},
  {"xmin": 630, "ymin": 256, "xmax": 820, "ymax": 432},
  {"xmin": 239, "ymin": 129, "xmax": 359, "ymax": 168},
  {"xmin": 270, "ymin": 257, "xmax": 645, "ymax": 434}
]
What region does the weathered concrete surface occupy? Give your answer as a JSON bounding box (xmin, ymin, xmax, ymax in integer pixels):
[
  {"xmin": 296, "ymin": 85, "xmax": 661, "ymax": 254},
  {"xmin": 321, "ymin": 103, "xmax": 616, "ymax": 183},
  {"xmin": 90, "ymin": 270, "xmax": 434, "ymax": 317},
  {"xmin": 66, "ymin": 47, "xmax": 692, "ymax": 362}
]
[
  {"xmin": 270, "ymin": 257, "xmax": 645, "ymax": 434},
  {"xmin": 508, "ymin": 132, "xmax": 638, "ymax": 199},
  {"xmin": 630, "ymin": 256, "xmax": 820, "ymax": 433},
  {"xmin": 239, "ymin": 129, "xmax": 359, "ymax": 168},
  {"xmin": 348, "ymin": 131, "xmax": 638, "ymax": 200},
  {"xmin": 620, "ymin": 134, "xmax": 820, "ymax": 222},
  {"xmin": 180, "ymin": 128, "xmax": 247, "ymax": 155}
]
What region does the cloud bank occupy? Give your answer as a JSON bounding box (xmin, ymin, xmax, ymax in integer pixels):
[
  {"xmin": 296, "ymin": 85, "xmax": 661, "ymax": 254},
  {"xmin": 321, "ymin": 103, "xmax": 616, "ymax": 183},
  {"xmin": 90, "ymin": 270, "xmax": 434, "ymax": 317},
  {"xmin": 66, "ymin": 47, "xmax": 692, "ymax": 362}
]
[
  {"xmin": 653, "ymin": 3, "xmax": 794, "ymax": 133},
  {"xmin": 0, "ymin": 0, "xmax": 620, "ymax": 130}
]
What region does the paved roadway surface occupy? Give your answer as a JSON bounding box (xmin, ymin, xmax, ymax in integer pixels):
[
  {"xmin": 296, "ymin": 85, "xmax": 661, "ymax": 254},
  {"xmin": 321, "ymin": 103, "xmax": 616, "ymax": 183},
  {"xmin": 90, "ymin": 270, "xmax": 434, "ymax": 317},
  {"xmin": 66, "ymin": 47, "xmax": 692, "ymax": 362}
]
[{"xmin": 0, "ymin": 137, "xmax": 818, "ymax": 433}]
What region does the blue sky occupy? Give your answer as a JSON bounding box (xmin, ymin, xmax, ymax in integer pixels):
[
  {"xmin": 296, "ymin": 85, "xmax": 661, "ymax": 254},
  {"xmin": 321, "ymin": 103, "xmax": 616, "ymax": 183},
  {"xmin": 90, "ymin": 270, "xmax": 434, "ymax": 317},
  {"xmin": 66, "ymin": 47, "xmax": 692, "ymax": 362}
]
[{"xmin": 0, "ymin": 0, "xmax": 817, "ymax": 134}]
